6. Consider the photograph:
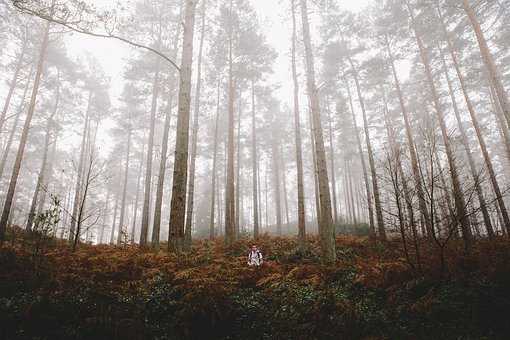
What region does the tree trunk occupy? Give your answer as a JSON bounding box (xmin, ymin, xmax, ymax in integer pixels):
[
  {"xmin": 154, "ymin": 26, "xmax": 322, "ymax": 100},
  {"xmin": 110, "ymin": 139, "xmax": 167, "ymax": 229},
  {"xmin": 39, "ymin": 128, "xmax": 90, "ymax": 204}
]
[
  {"xmin": 326, "ymin": 98, "xmax": 339, "ymax": 225},
  {"xmin": 300, "ymin": 0, "xmax": 335, "ymax": 263},
  {"xmin": 69, "ymin": 92, "xmax": 91, "ymax": 242},
  {"xmin": 251, "ymin": 81, "xmax": 260, "ymax": 239},
  {"xmin": 110, "ymin": 190, "xmax": 119, "ymax": 245},
  {"xmin": 209, "ymin": 81, "xmax": 221, "ymax": 240},
  {"xmin": 168, "ymin": 0, "xmax": 198, "ymax": 253},
  {"xmin": 140, "ymin": 57, "xmax": 161, "ymax": 246},
  {"xmin": 0, "ymin": 21, "xmax": 50, "ymax": 242},
  {"xmin": 117, "ymin": 128, "xmax": 132, "ymax": 245},
  {"xmin": 271, "ymin": 138, "xmax": 283, "ymax": 235},
  {"xmin": 129, "ymin": 138, "xmax": 145, "ymax": 243},
  {"xmin": 224, "ymin": 0, "xmax": 236, "ymax": 247},
  {"xmin": 462, "ymin": 0, "xmax": 510, "ymax": 128},
  {"xmin": 235, "ymin": 97, "xmax": 242, "ymax": 238},
  {"xmin": 291, "ymin": 0, "xmax": 306, "ymax": 247},
  {"xmin": 347, "ymin": 59, "xmax": 386, "ymax": 240},
  {"xmin": 184, "ymin": 0, "xmax": 206, "ymax": 248}
]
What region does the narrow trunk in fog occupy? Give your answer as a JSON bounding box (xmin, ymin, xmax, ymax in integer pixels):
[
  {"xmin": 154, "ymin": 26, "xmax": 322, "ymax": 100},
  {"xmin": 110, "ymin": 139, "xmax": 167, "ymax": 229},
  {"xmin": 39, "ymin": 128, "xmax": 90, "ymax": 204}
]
[
  {"xmin": 251, "ymin": 81, "xmax": 260, "ymax": 238},
  {"xmin": 0, "ymin": 20, "xmax": 50, "ymax": 242},
  {"xmin": 185, "ymin": 0, "xmax": 206, "ymax": 248},
  {"xmin": 210, "ymin": 81, "xmax": 221, "ymax": 240},
  {"xmin": 69, "ymin": 92, "xmax": 91, "ymax": 242},
  {"xmin": 224, "ymin": 0, "xmax": 236, "ymax": 247},
  {"xmin": 300, "ymin": 0, "xmax": 335, "ymax": 263},
  {"xmin": 140, "ymin": 57, "xmax": 161, "ymax": 247},
  {"xmin": 291, "ymin": 0, "xmax": 306, "ymax": 246},
  {"xmin": 326, "ymin": 99, "xmax": 339, "ymax": 225},
  {"xmin": 117, "ymin": 128, "xmax": 132, "ymax": 245},
  {"xmin": 168, "ymin": 0, "xmax": 198, "ymax": 253},
  {"xmin": 131, "ymin": 141, "xmax": 146, "ymax": 244},
  {"xmin": 271, "ymin": 139, "xmax": 282, "ymax": 235}
]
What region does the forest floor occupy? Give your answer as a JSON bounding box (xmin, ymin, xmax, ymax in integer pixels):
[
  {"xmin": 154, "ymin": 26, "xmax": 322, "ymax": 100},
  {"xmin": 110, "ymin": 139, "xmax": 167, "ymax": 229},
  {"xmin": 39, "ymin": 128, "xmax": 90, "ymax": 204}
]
[{"xmin": 1, "ymin": 228, "xmax": 510, "ymax": 340}]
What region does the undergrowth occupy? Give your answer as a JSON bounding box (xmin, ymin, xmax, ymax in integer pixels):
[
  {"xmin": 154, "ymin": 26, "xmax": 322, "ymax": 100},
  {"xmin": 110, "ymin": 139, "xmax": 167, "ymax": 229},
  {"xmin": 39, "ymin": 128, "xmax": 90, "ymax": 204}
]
[{"xmin": 1, "ymin": 229, "xmax": 510, "ymax": 339}]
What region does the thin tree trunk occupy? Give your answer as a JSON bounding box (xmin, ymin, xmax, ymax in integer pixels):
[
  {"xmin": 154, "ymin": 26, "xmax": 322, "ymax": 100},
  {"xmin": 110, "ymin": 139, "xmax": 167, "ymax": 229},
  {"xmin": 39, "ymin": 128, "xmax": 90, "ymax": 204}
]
[
  {"xmin": 271, "ymin": 139, "xmax": 283, "ymax": 235},
  {"xmin": 0, "ymin": 20, "xmax": 50, "ymax": 242},
  {"xmin": 140, "ymin": 56, "xmax": 161, "ymax": 246},
  {"xmin": 224, "ymin": 0, "xmax": 236, "ymax": 247},
  {"xmin": 110, "ymin": 190, "xmax": 119, "ymax": 245},
  {"xmin": 326, "ymin": 98, "xmax": 339, "ymax": 225},
  {"xmin": 300, "ymin": 0, "xmax": 335, "ymax": 263},
  {"xmin": 291, "ymin": 0, "xmax": 306, "ymax": 246},
  {"xmin": 117, "ymin": 129, "xmax": 132, "ymax": 245},
  {"xmin": 130, "ymin": 140, "xmax": 145, "ymax": 243},
  {"xmin": 210, "ymin": 81, "xmax": 221, "ymax": 240},
  {"xmin": 251, "ymin": 81, "xmax": 260, "ymax": 238},
  {"xmin": 69, "ymin": 92, "xmax": 92, "ymax": 242},
  {"xmin": 184, "ymin": 0, "xmax": 206, "ymax": 248},
  {"xmin": 235, "ymin": 97, "xmax": 242, "ymax": 239},
  {"xmin": 168, "ymin": 0, "xmax": 198, "ymax": 253}
]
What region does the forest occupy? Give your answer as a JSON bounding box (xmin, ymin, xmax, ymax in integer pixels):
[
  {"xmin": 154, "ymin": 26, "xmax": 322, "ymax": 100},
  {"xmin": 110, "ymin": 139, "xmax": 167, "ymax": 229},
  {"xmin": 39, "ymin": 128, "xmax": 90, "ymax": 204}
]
[{"xmin": 0, "ymin": 0, "xmax": 510, "ymax": 339}]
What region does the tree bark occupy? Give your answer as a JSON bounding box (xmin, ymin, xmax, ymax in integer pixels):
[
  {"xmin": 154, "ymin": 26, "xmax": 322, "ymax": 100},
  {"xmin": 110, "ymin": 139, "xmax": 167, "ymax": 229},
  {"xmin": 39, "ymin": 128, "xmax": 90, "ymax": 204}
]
[
  {"xmin": 251, "ymin": 81, "xmax": 260, "ymax": 238},
  {"xmin": 117, "ymin": 128, "xmax": 132, "ymax": 245},
  {"xmin": 291, "ymin": 0, "xmax": 306, "ymax": 247},
  {"xmin": 69, "ymin": 91, "xmax": 91, "ymax": 242},
  {"xmin": 209, "ymin": 81, "xmax": 221, "ymax": 240},
  {"xmin": 184, "ymin": 0, "xmax": 206, "ymax": 248},
  {"xmin": 168, "ymin": 0, "xmax": 198, "ymax": 253},
  {"xmin": 139, "ymin": 57, "xmax": 161, "ymax": 246},
  {"xmin": 300, "ymin": 0, "xmax": 335, "ymax": 263},
  {"xmin": 224, "ymin": 0, "xmax": 236, "ymax": 247},
  {"xmin": 152, "ymin": 8, "xmax": 183, "ymax": 248}
]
